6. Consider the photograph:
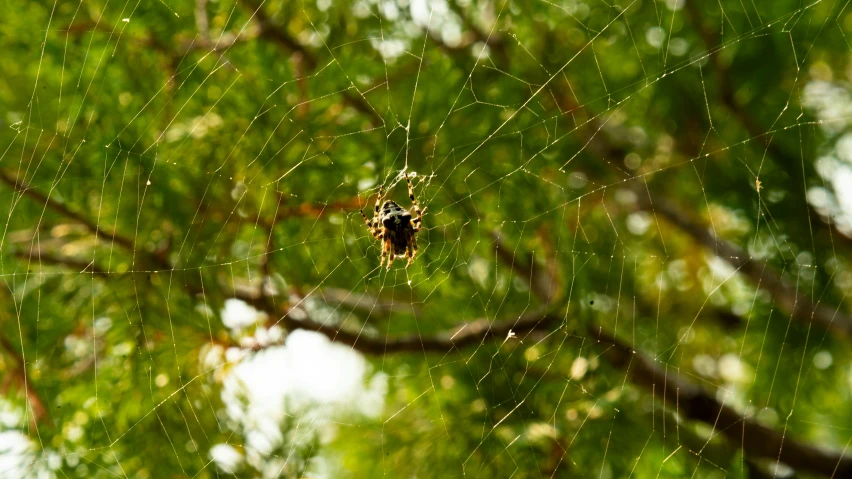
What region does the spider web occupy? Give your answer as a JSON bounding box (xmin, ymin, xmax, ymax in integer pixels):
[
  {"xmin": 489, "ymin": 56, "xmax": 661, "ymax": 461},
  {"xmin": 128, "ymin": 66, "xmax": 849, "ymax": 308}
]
[{"xmin": 1, "ymin": 0, "xmax": 851, "ymax": 477}]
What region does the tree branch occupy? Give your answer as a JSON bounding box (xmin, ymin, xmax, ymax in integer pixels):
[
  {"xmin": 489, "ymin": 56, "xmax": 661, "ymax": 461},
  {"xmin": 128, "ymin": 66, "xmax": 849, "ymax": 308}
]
[
  {"xmin": 14, "ymin": 249, "xmax": 109, "ymax": 277},
  {"xmin": 549, "ymin": 71, "xmax": 852, "ymax": 340},
  {"xmin": 236, "ymin": 0, "xmax": 383, "ymax": 125},
  {"xmin": 445, "ymin": 0, "xmax": 507, "ymax": 62},
  {"xmin": 636, "ymin": 190, "xmax": 852, "ymax": 338},
  {"xmin": 195, "ymin": 0, "xmax": 210, "ymax": 41},
  {"xmin": 317, "ymin": 287, "xmax": 421, "ymax": 316},
  {"xmin": 228, "ymin": 282, "xmax": 558, "ymax": 354},
  {"xmin": 492, "ymin": 231, "xmax": 558, "ymax": 304},
  {"xmin": 213, "ymin": 196, "xmax": 363, "ymax": 230},
  {"xmin": 0, "ymin": 169, "xmax": 172, "ymax": 271},
  {"xmin": 601, "ymin": 329, "xmax": 852, "ymax": 477},
  {"xmin": 272, "ymin": 197, "xmax": 363, "ymax": 223},
  {"xmin": 282, "ymin": 308, "xmax": 559, "ymax": 354},
  {"xmin": 491, "ymin": 222, "xmax": 849, "ymax": 477},
  {"xmin": 683, "ymin": 3, "xmax": 852, "ymax": 246},
  {"xmin": 0, "ymin": 169, "xmax": 135, "ymax": 252},
  {"xmin": 237, "ymin": 0, "xmax": 317, "ymax": 69},
  {"xmin": 0, "ymin": 335, "xmax": 47, "ymax": 425}
]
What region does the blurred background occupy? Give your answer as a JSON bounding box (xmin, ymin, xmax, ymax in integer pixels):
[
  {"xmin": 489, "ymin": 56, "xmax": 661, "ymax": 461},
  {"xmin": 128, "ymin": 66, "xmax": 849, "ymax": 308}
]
[{"xmin": 1, "ymin": 0, "xmax": 851, "ymax": 477}]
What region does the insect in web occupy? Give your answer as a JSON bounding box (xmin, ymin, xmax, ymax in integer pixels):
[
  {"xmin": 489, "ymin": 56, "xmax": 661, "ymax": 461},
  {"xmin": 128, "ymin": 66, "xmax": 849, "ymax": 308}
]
[{"xmin": 360, "ymin": 173, "xmax": 425, "ymax": 270}]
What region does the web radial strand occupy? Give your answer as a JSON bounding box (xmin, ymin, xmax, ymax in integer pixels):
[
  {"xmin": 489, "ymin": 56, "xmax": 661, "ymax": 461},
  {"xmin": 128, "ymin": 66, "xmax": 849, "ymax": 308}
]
[{"xmin": 1, "ymin": 0, "xmax": 850, "ymax": 478}]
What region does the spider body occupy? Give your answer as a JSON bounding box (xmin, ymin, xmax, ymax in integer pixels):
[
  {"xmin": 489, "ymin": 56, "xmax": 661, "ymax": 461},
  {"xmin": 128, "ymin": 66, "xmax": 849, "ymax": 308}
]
[{"xmin": 360, "ymin": 174, "xmax": 424, "ymax": 270}]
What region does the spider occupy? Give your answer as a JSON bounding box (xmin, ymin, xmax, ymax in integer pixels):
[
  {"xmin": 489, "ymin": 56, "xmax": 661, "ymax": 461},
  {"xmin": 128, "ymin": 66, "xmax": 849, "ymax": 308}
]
[{"xmin": 360, "ymin": 173, "xmax": 425, "ymax": 270}]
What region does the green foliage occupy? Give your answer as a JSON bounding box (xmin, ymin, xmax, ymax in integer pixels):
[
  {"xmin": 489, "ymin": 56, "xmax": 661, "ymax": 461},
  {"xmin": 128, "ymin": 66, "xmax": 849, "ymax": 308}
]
[{"xmin": 0, "ymin": 0, "xmax": 851, "ymax": 477}]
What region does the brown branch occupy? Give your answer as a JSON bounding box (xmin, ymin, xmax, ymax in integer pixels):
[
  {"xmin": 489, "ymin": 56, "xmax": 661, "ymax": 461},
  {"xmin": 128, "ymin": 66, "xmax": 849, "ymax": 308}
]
[
  {"xmin": 637, "ymin": 191, "xmax": 852, "ymax": 338},
  {"xmin": 491, "ymin": 223, "xmax": 848, "ymax": 477},
  {"xmin": 68, "ymin": 17, "xmax": 256, "ymax": 63},
  {"xmin": 445, "ymin": 0, "xmax": 507, "ymax": 64},
  {"xmin": 237, "ymin": 0, "xmax": 317, "ymax": 69},
  {"xmin": 0, "ymin": 169, "xmax": 136, "ymax": 252},
  {"xmin": 64, "ymin": 20, "xmax": 113, "ymax": 36},
  {"xmin": 219, "ymin": 197, "xmax": 363, "ymax": 230},
  {"xmin": 177, "ymin": 30, "xmax": 259, "ymax": 56},
  {"xmin": 14, "ymin": 249, "xmax": 109, "ymax": 277},
  {"xmin": 317, "ymin": 287, "xmax": 421, "ymax": 316},
  {"xmin": 548, "ymin": 72, "xmax": 852, "ymax": 340},
  {"xmin": 447, "ymin": 0, "xmax": 493, "ymax": 45},
  {"xmin": 273, "ymin": 197, "xmax": 363, "ymax": 223},
  {"xmin": 236, "ymin": 0, "xmax": 382, "ymax": 125},
  {"xmin": 0, "ymin": 336, "xmax": 47, "ymax": 425},
  {"xmin": 683, "ymin": 3, "xmax": 768, "ymax": 144},
  {"xmin": 492, "ymin": 231, "xmax": 557, "ymax": 304},
  {"xmin": 195, "ymin": 0, "xmax": 210, "ymax": 41},
  {"xmin": 601, "ymin": 330, "xmax": 852, "ymax": 477},
  {"xmin": 683, "ymin": 3, "xmax": 852, "ymax": 245},
  {"xmin": 282, "ymin": 308, "xmax": 560, "ymax": 354},
  {"xmin": 0, "ymin": 169, "xmax": 173, "ymax": 271},
  {"xmin": 65, "ymin": 20, "xmax": 182, "ymax": 83},
  {"xmin": 229, "ymin": 283, "xmax": 558, "ymax": 354}
]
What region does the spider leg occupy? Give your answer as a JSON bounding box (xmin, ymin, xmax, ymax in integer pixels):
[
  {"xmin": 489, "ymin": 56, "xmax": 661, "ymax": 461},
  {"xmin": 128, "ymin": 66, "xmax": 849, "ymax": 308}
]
[
  {"xmin": 374, "ymin": 185, "xmax": 384, "ymax": 216},
  {"xmin": 359, "ymin": 209, "xmax": 372, "ymax": 230},
  {"xmin": 405, "ymin": 246, "xmax": 414, "ymax": 267},
  {"xmin": 405, "ymin": 173, "xmax": 424, "ymax": 232},
  {"xmin": 360, "ymin": 210, "xmax": 384, "ymax": 240},
  {"xmin": 403, "ymin": 233, "xmax": 418, "ymax": 268},
  {"xmin": 364, "ymin": 186, "xmax": 389, "ymax": 269},
  {"xmin": 379, "ymin": 241, "xmax": 388, "ymax": 268}
]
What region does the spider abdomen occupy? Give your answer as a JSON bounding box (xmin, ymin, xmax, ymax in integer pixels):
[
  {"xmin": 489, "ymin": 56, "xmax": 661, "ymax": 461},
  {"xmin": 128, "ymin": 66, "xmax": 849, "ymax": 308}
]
[{"xmin": 360, "ymin": 173, "xmax": 424, "ymax": 270}]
